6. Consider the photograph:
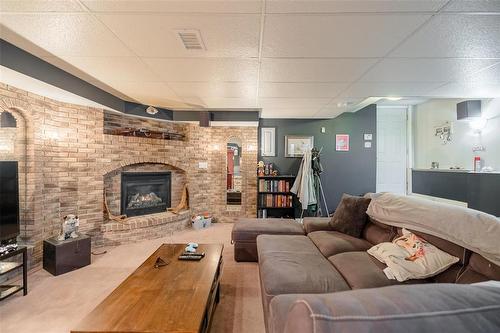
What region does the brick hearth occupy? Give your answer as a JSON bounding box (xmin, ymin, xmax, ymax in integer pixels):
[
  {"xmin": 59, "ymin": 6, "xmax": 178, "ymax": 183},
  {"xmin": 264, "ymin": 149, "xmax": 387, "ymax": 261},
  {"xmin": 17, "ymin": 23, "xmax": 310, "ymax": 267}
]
[{"xmin": 0, "ymin": 83, "xmax": 257, "ymax": 264}]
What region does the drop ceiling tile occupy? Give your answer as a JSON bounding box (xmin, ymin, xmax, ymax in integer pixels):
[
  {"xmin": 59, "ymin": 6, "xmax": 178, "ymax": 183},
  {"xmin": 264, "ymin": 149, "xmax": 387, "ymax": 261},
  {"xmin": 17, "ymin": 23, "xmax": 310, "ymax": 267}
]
[
  {"xmin": 183, "ymin": 96, "xmax": 257, "ymax": 109},
  {"xmin": 461, "ymin": 62, "xmax": 500, "ymax": 84},
  {"xmin": 260, "ymin": 107, "xmax": 321, "ymax": 118},
  {"xmin": 266, "ymin": 0, "xmax": 446, "ymax": 14},
  {"xmin": 391, "ymin": 14, "xmax": 500, "ymax": 58},
  {"xmin": 0, "ymin": 13, "xmax": 133, "ymax": 56},
  {"xmin": 97, "ymin": 13, "xmax": 260, "ymax": 57},
  {"xmin": 169, "ymin": 82, "xmax": 256, "ymax": 99},
  {"xmin": 259, "ymin": 82, "xmax": 348, "ymax": 98},
  {"xmin": 313, "ymin": 107, "xmax": 346, "ymax": 119},
  {"xmin": 263, "ymin": 14, "xmax": 430, "ymax": 57},
  {"xmin": 444, "ymin": 0, "xmax": 500, "ymax": 12},
  {"xmin": 429, "ymin": 82, "xmax": 500, "ymax": 98},
  {"xmin": 82, "ymin": 0, "xmax": 262, "ymax": 13},
  {"xmin": 341, "ymin": 81, "xmax": 446, "ymax": 98},
  {"xmin": 106, "ymin": 81, "xmax": 181, "ymax": 103},
  {"xmin": 261, "ymin": 58, "xmax": 377, "ymax": 82},
  {"xmin": 259, "ymin": 98, "xmax": 331, "ymax": 109},
  {"xmin": 55, "ymin": 56, "xmax": 161, "ymax": 83},
  {"xmin": 143, "ymin": 58, "xmax": 258, "ymax": 82},
  {"xmin": 0, "ymin": 0, "xmax": 82, "ymax": 12},
  {"xmin": 360, "ymin": 58, "xmax": 498, "ymax": 82}
]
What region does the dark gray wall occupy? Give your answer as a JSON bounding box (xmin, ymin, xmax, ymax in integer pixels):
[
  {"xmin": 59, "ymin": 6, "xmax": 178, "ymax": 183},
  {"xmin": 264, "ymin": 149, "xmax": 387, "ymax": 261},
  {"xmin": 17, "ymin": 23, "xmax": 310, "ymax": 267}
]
[{"xmin": 259, "ymin": 104, "xmax": 377, "ymax": 213}]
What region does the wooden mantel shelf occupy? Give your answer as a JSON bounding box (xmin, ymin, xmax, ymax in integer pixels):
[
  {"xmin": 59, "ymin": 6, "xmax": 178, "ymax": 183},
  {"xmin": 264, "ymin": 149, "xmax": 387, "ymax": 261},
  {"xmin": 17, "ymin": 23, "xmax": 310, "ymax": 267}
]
[{"xmin": 111, "ymin": 127, "xmax": 185, "ymax": 141}]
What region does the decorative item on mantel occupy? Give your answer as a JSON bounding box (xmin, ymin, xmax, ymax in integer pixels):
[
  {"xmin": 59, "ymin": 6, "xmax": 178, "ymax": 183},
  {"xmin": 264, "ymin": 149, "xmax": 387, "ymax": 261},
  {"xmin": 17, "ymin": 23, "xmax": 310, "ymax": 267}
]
[{"xmin": 111, "ymin": 127, "xmax": 185, "ymax": 141}]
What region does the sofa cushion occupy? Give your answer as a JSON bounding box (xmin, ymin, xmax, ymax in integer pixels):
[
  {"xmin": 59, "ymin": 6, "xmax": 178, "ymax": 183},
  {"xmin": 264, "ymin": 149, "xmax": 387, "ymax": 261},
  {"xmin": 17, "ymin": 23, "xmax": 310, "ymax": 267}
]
[
  {"xmin": 257, "ymin": 234, "xmax": 319, "ymax": 256},
  {"xmin": 271, "ymin": 284, "xmax": 500, "ymax": 333},
  {"xmin": 362, "ymin": 218, "xmax": 396, "ymax": 245},
  {"xmin": 329, "ymin": 194, "xmax": 371, "ymax": 238},
  {"xmin": 329, "ymin": 252, "xmax": 428, "ymax": 289},
  {"xmin": 457, "ymin": 253, "xmax": 500, "ymax": 284},
  {"xmin": 257, "ymin": 235, "xmax": 350, "ymax": 296},
  {"xmin": 303, "ymin": 217, "xmax": 332, "ymax": 234},
  {"xmin": 231, "ymin": 218, "xmax": 304, "ymax": 242},
  {"xmin": 308, "ymin": 231, "xmax": 372, "ymax": 257}
]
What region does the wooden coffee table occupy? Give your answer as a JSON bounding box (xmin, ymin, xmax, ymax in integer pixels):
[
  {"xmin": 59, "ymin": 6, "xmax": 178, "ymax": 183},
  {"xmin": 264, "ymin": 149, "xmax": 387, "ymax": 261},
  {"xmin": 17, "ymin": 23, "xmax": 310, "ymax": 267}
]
[{"xmin": 72, "ymin": 243, "xmax": 224, "ymax": 333}]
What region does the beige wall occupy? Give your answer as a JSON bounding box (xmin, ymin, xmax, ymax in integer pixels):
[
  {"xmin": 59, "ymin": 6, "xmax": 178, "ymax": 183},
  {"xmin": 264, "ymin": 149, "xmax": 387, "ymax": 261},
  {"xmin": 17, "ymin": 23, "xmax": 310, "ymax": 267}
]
[
  {"xmin": 0, "ymin": 83, "xmax": 257, "ymax": 263},
  {"xmin": 413, "ymin": 98, "xmax": 500, "ymax": 171}
]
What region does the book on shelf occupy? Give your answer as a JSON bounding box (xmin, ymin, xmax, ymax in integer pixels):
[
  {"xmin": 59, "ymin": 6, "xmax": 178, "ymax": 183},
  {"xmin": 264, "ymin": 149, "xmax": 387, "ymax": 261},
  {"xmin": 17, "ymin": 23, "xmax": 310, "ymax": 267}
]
[
  {"xmin": 258, "ymin": 179, "xmax": 292, "ymax": 193},
  {"xmin": 258, "ymin": 194, "xmax": 293, "ymax": 208}
]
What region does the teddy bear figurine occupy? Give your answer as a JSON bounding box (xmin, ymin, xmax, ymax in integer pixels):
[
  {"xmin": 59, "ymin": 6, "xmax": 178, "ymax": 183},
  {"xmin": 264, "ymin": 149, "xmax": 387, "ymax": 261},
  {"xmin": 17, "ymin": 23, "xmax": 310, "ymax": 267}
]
[{"xmin": 57, "ymin": 214, "xmax": 80, "ymax": 241}]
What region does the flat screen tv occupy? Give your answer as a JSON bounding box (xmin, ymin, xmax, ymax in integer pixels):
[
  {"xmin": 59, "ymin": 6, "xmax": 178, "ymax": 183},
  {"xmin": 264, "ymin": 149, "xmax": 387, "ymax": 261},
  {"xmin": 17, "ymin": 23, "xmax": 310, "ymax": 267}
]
[{"xmin": 0, "ymin": 161, "xmax": 20, "ymax": 244}]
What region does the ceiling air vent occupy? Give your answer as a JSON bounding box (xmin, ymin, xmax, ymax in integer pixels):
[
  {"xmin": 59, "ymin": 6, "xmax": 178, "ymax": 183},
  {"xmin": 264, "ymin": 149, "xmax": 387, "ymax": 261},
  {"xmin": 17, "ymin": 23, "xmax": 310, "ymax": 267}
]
[{"xmin": 175, "ymin": 29, "xmax": 206, "ymax": 50}]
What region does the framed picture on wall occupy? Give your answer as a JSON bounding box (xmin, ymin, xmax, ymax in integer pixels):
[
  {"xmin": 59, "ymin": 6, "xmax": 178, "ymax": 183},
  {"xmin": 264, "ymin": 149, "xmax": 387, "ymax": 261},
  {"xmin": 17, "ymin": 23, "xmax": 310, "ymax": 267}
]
[
  {"xmin": 336, "ymin": 134, "xmax": 349, "ymax": 151},
  {"xmin": 285, "ymin": 135, "xmax": 314, "ymax": 157}
]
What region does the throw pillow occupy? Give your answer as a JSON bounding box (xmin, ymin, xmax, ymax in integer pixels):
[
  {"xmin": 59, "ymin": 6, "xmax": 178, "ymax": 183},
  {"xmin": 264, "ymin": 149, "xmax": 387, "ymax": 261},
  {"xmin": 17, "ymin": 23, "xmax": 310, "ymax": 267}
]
[
  {"xmin": 367, "ymin": 229, "xmax": 460, "ymax": 282},
  {"xmin": 329, "ymin": 194, "xmax": 371, "ymax": 238}
]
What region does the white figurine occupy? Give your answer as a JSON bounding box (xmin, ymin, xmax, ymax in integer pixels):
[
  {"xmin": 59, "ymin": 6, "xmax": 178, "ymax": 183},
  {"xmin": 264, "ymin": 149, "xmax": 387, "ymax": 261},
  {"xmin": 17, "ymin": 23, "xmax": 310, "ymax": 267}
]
[{"xmin": 57, "ymin": 214, "xmax": 80, "ymax": 241}]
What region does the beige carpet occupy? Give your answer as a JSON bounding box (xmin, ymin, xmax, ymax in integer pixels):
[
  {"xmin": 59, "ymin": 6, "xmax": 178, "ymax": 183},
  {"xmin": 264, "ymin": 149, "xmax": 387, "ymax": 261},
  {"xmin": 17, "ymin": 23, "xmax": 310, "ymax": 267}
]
[{"xmin": 0, "ymin": 223, "xmax": 265, "ymax": 333}]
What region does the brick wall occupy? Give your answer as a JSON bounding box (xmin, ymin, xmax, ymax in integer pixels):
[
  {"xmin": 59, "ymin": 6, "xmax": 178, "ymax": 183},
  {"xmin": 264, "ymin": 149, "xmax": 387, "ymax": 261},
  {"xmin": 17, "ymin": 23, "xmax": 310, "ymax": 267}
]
[{"xmin": 0, "ymin": 83, "xmax": 257, "ymax": 264}]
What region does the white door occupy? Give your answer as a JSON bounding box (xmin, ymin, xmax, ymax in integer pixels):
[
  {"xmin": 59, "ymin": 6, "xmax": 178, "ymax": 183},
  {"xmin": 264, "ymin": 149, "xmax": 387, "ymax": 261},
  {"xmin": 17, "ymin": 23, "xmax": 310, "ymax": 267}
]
[{"xmin": 377, "ymin": 107, "xmax": 408, "ymax": 194}]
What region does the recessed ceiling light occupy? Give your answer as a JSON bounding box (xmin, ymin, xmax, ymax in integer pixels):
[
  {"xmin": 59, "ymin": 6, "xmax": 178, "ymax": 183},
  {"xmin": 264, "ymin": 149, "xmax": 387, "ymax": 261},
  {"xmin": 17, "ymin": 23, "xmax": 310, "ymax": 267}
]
[{"xmin": 385, "ymin": 97, "xmax": 402, "ymax": 101}]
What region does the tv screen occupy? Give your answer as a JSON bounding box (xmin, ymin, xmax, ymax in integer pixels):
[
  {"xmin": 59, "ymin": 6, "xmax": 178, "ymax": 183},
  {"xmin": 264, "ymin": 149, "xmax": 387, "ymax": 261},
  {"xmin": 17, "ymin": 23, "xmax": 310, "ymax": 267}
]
[{"xmin": 0, "ymin": 161, "xmax": 20, "ymax": 243}]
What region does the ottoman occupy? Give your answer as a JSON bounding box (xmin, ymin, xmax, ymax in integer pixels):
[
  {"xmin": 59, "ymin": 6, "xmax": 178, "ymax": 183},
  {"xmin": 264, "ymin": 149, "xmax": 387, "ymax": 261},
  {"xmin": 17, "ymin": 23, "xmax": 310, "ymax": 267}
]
[{"xmin": 231, "ymin": 218, "xmax": 305, "ymax": 262}]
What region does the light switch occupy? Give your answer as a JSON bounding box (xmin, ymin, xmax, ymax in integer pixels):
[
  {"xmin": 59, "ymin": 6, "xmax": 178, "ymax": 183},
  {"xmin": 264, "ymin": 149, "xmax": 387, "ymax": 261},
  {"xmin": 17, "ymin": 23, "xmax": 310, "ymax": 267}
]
[
  {"xmin": 198, "ymin": 161, "xmax": 208, "ymax": 169},
  {"xmin": 364, "ymin": 141, "xmax": 372, "ymax": 148},
  {"xmin": 364, "ymin": 133, "xmax": 373, "ymax": 140},
  {"xmin": 321, "ymin": 127, "xmax": 326, "ymax": 133}
]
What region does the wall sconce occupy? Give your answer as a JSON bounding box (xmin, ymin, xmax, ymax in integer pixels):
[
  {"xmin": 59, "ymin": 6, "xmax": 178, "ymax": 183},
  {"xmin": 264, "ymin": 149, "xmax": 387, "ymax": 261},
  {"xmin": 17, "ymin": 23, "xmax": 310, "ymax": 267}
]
[{"xmin": 469, "ymin": 117, "xmax": 488, "ymax": 134}]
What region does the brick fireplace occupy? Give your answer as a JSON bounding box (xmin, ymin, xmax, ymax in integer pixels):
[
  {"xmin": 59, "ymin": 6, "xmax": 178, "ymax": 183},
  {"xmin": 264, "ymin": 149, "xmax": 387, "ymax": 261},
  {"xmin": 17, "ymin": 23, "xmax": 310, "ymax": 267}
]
[{"xmin": 0, "ymin": 83, "xmax": 258, "ymax": 265}]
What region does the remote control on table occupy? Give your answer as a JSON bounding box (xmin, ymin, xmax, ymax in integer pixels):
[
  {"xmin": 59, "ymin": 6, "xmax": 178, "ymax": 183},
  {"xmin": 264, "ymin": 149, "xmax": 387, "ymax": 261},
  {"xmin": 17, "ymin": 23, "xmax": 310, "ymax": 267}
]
[
  {"xmin": 181, "ymin": 252, "xmax": 205, "ymax": 257},
  {"xmin": 178, "ymin": 254, "xmax": 204, "ymax": 261}
]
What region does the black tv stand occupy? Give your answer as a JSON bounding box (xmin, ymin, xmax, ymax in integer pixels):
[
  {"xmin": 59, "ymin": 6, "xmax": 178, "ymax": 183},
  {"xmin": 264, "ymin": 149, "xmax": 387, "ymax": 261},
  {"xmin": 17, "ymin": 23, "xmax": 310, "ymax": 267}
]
[{"xmin": 0, "ymin": 245, "xmax": 27, "ymax": 301}]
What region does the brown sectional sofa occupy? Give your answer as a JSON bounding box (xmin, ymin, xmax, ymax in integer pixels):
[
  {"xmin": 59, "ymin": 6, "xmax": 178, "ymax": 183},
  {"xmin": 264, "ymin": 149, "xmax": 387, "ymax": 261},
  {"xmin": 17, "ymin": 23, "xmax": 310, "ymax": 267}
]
[{"xmin": 247, "ymin": 216, "xmax": 500, "ymax": 332}]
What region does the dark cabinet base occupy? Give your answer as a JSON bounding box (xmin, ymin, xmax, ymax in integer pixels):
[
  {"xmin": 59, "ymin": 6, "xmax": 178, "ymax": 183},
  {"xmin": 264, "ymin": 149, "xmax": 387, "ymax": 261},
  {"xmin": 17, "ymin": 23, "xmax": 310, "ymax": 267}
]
[{"xmin": 43, "ymin": 235, "xmax": 91, "ymax": 276}]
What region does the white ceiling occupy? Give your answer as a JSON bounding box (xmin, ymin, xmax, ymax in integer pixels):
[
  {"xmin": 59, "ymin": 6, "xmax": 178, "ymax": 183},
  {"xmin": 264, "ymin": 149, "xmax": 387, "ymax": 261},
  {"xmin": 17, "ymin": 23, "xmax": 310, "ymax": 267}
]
[{"xmin": 1, "ymin": 0, "xmax": 500, "ymax": 118}]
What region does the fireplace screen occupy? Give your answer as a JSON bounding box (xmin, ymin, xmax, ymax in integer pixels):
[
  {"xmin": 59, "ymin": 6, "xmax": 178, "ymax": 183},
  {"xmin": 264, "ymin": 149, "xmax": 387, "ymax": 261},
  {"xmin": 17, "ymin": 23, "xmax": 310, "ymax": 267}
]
[{"xmin": 121, "ymin": 172, "xmax": 171, "ymax": 217}]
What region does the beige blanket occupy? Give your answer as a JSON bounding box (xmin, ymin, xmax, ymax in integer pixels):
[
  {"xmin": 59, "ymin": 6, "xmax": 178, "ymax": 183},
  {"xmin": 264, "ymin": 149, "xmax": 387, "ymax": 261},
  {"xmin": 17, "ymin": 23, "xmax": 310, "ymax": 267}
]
[{"xmin": 366, "ymin": 193, "xmax": 500, "ymax": 266}]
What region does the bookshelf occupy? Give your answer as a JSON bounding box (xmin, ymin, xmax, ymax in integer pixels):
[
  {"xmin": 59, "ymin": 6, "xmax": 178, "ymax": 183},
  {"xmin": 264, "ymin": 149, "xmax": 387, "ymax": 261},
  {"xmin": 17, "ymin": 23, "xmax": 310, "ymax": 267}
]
[{"xmin": 257, "ymin": 175, "xmax": 296, "ymax": 218}]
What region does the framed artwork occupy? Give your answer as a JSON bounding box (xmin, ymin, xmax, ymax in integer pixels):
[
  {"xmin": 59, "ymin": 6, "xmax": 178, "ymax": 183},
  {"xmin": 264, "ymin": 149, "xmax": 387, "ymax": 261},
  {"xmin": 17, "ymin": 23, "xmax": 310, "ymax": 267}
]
[
  {"xmin": 260, "ymin": 127, "xmax": 276, "ymax": 157},
  {"xmin": 285, "ymin": 135, "xmax": 314, "ymax": 157},
  {"xmin": 336, "ymin": 134, "xmax": 350, "ymax": 151}
]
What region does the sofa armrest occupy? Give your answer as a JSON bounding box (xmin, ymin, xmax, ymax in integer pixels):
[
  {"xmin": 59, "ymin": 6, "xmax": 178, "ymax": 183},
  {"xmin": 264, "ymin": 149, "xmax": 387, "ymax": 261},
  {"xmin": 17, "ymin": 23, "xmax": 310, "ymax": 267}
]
[
  {"xmin": 269, "ymin": 284, "xmax": 500, "ymax": 333},
  {"xmin": 303, "ymin": 217, "xmax": 332, "ymax": 234}
]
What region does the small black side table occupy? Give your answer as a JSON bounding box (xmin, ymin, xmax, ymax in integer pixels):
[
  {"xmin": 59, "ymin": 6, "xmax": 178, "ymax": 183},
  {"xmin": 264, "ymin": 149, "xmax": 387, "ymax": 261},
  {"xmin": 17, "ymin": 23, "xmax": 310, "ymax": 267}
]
[
  {"xmin": 43, "ymin": 235, "xmax": 91, "ymax": 276},
  {"xmin": 0, "ymin": 246, "xmax": 28, "ymax": 301}
]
